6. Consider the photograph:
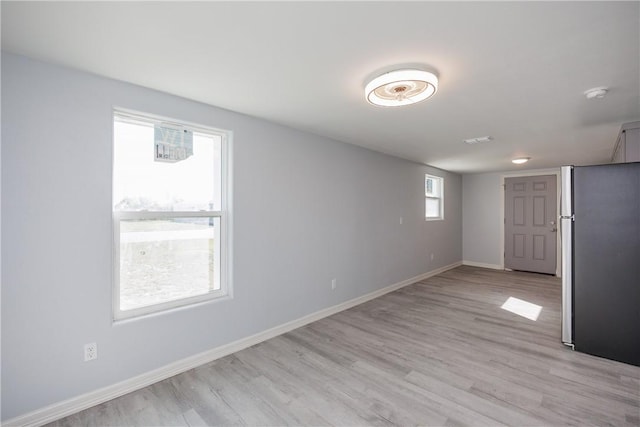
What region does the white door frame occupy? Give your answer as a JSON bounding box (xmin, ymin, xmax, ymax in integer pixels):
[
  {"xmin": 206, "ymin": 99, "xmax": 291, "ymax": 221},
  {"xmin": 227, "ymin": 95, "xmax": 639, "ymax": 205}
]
[{"xmin": 500, "ymin": 168, "xmax": 562, "ymax": 277}]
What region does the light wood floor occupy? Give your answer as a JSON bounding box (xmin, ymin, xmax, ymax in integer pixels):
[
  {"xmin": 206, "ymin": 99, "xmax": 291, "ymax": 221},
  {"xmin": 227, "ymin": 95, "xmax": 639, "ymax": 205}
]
[{"xmin": 49, "ymin": 266, "xmax": 640, "ymax": 426}]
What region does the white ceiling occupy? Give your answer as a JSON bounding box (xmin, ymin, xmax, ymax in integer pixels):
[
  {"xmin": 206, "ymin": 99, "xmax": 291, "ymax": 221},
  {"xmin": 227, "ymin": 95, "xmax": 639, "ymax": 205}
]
[{"xmin": 2, "ymin": 1, "xmax": 639, "ymax": 174}]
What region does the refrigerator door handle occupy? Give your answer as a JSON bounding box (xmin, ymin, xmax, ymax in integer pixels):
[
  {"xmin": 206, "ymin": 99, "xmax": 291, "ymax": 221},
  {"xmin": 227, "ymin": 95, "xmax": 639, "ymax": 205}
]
[
  {"xmin": 561, "ymin": 216, "xmax": 574, "ymax": 347},
  {"xmin": 560, "ymin": 166, "xmax": 574, "ymax": 348}
]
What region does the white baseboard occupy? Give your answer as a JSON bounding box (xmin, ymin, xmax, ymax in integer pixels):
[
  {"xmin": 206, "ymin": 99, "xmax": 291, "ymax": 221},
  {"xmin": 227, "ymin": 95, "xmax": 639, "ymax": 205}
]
[
  {"xmin": 3, "ymin": 261, "xmax": 461, "ymax": 427},
  {"xmin": 462, "ymin": 260, "xmax": 503, "ymax": 270}
]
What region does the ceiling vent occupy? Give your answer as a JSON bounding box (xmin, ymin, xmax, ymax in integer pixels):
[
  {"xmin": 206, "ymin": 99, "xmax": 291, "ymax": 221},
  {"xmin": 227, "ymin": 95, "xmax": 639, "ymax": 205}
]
[{"xmin": 463, "ymin": 136, "xmax": 493, "ymax": 144}]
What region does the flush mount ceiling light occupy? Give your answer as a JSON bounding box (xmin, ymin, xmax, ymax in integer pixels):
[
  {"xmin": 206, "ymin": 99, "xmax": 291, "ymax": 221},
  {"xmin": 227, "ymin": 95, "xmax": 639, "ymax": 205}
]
[
  {"xmin": 512, "ymin": 157, "xmax": 531, "ymax": 164},
  {"xmin": 365, "ymin": 69, "xmax": 438, "ymax": 107},
  {"xmin": 584, "ymin": 87, "xmax": 608, "ymax": 100}
]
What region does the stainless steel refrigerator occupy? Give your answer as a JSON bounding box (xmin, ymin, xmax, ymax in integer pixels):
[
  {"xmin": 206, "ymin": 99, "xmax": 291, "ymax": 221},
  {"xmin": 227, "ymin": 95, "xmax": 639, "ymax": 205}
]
[{"xmin": 561, "ymin": 163, "xmax": 640, "ymax": 366}]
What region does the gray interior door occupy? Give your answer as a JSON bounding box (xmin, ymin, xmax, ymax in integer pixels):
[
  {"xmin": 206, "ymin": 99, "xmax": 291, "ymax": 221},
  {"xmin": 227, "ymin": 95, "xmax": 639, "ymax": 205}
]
[{"xmin": 505, "ymin": 175, "xmax": 557, "ymax": 274}]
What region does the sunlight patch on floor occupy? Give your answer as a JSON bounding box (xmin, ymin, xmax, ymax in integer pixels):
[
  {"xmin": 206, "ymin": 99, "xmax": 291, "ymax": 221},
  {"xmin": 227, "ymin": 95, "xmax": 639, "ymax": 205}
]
[{"xmin": 501, "ymin": 296, "xmax": 542, "ymax": 321}]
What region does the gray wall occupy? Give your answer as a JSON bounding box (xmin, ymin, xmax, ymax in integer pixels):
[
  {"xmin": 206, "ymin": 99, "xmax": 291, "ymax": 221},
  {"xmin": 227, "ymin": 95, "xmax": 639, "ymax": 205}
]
[
  {"xmin": 1, "ymin": 53, "xmax": 462, "ymax": 420},
  {"xmin": 462, "ymin": 173, "xmax": 504, "ymax": 268}
]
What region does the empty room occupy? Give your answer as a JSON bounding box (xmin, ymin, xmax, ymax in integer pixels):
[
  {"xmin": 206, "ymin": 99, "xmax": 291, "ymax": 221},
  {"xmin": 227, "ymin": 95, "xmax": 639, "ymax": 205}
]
[{"xmin": 1, "ymin": 2, "xmax": 638, "ymax": 426}]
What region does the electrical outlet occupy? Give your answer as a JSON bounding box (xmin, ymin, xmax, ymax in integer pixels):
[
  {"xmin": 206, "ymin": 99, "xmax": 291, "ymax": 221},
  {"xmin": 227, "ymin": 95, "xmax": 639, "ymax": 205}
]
[
  {"xmin": 331, "ymin": 278, "xmax": 337, "ymax": 290},
  {"xmin": 399, "ymin": 216, "xmax": 403, "ymax": 225},
  {"xmin": 84, "ymin": 342, "xmax": 97, "ymax": 362},
  {"xmin": 430, "ymin": 253, "xmax": 434, "ymax": 261}
]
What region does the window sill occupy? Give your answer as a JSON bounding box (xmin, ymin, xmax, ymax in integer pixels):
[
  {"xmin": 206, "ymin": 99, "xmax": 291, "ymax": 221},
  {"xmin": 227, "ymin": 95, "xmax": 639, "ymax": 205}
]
[{"xmin": 113, "ymin": 290, "xmax": 231, "ymax": 324}]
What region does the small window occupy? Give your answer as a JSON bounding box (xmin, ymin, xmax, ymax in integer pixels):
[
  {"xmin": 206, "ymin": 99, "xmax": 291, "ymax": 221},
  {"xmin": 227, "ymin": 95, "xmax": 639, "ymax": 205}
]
[
  {"xmin": 425, "ymin": 174, "xmax": 444, "ymax": 220},
  {"xmin": 112, "ymin": 110, "xmax": 231, "ymax": 320}
]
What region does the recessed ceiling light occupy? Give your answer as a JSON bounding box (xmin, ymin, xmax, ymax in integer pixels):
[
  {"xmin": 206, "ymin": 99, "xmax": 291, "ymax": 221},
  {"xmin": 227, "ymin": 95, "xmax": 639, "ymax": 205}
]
[
  {"xmin": 584, "ymin": 87, "xmax": 608, "ymax": 99},
  {"xmin": 365, "ymin": 69, "xmax": 438, "ymax": 107},
  {"xmin": 512, "ymin": 157, "xmax": 530, "ymax": 164}
]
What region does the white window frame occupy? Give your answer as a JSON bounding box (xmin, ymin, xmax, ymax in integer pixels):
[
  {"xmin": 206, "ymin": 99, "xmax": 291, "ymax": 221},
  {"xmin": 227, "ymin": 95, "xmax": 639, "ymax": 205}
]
[
  {"xmin": 112, "ymin": 108, "xmax": 232, "ymax": 321},
  {"xmin": 425, "ymin": 174, "xmax": 444, "ymax": 220}
]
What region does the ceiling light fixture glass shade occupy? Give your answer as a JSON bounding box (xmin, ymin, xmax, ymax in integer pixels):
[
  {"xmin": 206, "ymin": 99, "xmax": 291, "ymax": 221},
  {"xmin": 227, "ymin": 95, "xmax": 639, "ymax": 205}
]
[
  {"xmin": 365, "ymin": 69, "xmax": 438, "ymax": 107},
  {"xmin": 584, "ymin": 87, "xmax": 608, "ymax": 99},
  {"xmin": 512, "ymin": 157, "xmax": 531, "ymax": 164}
]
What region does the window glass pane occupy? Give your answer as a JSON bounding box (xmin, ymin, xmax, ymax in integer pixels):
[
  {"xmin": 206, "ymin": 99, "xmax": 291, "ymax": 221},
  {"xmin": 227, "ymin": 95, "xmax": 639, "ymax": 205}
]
[
  {"xmin": 426, "ymin": 178, "xmax": 434, "ymax": 196},
  {"xmin": 113, "ymin": 119, "xmax": 222, "ymax": 211},
  {"xmin": 119, "ymin": 217, "xmax": 220, "ymax": 311},
  {"xmin": 426, "ymin": 198, "xmax": 441, "ymax": 218},
  {"xmin": 425, "ymin": 175, "xmax": 441, "ymax": 197}
]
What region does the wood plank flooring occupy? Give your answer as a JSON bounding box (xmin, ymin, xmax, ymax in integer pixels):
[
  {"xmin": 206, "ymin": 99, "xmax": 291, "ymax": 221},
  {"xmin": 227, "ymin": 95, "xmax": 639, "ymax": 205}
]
[{"xmin": 48, "ymin": 266, "xmax": 640, "ymax": 426}]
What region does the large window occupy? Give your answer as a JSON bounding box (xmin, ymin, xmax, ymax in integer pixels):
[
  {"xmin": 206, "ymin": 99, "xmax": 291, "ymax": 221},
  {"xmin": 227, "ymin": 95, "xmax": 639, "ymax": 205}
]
[
  {"xmin": 113, "ymin": 110, "xmax": 231, "ymax": 320},
  {"xmin": 425, "ymin": 174, "xmax": 444, "ymax": 220}
]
